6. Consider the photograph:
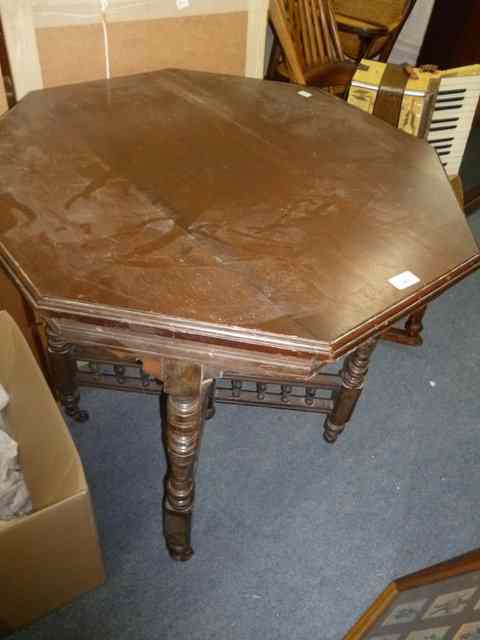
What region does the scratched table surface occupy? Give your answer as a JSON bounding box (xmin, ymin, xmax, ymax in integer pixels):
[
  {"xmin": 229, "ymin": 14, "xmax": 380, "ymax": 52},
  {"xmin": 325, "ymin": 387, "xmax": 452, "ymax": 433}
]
[{"xmin": 0, "ymin": 69, "xmax": 478, "ymax": 356}]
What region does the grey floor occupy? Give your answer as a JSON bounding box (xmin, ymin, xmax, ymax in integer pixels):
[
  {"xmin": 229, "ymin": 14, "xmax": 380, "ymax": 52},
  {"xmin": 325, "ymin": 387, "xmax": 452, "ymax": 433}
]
[{"xmin": 12, "ymin": 211, "xmax": 480, "ymax": 640}]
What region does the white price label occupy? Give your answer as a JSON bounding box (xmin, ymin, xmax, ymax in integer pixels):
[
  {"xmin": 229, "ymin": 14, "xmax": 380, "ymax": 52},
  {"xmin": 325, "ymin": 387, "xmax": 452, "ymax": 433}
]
[
  {"xmin": 176, "ymin": 0, "xmax": 190, "ymax": 9},
  {"xmin": 297, "ymin": 90, "xmax": 312, "ymax": 98},
  {"xmin": 388, "ymin": 271, "xmax": 420, "ymax": 290}
]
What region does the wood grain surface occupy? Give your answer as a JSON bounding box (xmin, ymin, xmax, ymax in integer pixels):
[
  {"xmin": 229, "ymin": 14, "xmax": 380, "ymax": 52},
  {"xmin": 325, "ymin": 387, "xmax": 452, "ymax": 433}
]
[{"xmin": 0, "ymin": 69, "xmax": 478, "ymax": 359}]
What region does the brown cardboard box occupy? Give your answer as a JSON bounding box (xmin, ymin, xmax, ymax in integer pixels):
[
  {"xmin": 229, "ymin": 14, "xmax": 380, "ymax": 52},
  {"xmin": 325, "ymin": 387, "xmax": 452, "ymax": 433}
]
[{"xmin": 0, "ymin": 311, "xmax": 105, "ymax": 635}]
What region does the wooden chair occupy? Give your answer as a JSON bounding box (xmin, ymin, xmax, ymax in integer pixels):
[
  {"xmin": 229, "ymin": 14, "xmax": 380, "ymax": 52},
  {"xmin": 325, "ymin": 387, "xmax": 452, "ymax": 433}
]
[
  {"xmin": 333, "ymin": 0, "xmax": 417, "ymax": 63},
  {"xmin": 267, "ymin": 0, "xmax": 357, "ymax": 91}
]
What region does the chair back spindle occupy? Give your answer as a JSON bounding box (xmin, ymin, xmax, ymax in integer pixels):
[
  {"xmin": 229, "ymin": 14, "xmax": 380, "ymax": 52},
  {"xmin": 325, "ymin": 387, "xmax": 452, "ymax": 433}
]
[{"xmin": 270, "ymin": 0, "xmax": 346, "ymax": 86}]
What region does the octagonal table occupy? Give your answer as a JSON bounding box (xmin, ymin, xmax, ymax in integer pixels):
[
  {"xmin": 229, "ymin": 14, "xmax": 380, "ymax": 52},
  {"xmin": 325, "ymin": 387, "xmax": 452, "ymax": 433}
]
[{"xmin": 0, "ymin": 69, "xmax": 478, "ymax": 560}]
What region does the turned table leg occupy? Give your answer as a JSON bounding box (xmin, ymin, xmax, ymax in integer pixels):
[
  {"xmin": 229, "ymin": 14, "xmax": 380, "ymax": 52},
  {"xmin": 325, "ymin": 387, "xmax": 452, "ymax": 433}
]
[
  {"xmin": 383, "ymin": 306, "xmax": 427, "ymax": 347},
  {"xmin": 205, "ymin": 380, "xmax": 216, "ymax": 420},
  {"xmin": 162, "ymin": 362, "xmax": 209, "ymax": 561},
  {"xmin": 47, "ymin": 328, "xmax": 89, "ymax": 422},
  {"xmin": 323, "ymin": 337, "xmax": 378, "ymax": 443},
  {"xmin": 404, "ymin": 305, "xmax": 427, "ymax": 345}
]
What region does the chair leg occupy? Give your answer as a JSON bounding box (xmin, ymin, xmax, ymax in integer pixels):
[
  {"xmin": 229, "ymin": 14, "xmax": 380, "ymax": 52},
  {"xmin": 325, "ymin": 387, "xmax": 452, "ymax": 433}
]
[
  {"xmin": 377, "ymin": 32, "xmax": 399, "ymax": 62},
  {"xmin": 357, "ymin": 35, "xmax": 375, "ymax": 62}
]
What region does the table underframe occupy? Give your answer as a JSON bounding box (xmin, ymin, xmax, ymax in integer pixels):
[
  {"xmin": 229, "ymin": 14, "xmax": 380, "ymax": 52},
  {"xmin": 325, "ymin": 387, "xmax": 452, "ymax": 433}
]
[{"xmin": 46, "ymin": 324, "xmax": 380, "ymax": 561}]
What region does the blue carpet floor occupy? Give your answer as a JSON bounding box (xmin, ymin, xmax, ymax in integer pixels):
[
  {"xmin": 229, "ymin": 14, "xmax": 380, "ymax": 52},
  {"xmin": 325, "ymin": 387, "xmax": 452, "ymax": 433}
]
[{"xmin": 12, "ymin": 211, "xmax": 480, "ymax": 640}]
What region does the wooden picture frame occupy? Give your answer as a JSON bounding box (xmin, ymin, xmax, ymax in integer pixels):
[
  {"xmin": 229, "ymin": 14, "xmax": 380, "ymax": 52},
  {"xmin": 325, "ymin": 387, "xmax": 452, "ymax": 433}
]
[{"xmin": 346, "ymin": 549, "xmax": 480, "ymax": 640}]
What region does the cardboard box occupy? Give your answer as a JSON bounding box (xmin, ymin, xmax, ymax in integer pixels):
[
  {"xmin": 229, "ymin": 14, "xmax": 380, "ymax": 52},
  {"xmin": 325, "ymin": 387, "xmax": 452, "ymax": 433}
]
[{"xmin": 0, "ymin": 311, "xmax": 105, "ymax": 635}]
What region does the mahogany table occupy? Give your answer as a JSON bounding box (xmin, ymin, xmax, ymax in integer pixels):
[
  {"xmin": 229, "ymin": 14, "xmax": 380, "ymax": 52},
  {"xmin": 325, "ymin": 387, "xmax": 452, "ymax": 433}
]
[{"xmin": 0, "ymin": 69, "xmax": 478, "ymax": 561}]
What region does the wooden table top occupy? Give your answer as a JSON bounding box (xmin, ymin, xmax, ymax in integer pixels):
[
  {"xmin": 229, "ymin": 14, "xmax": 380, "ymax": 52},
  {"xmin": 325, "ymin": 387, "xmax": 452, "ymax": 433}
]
[{"xmin": 0, "ymin": 69, "xmax": 478, "ymax": 359}]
